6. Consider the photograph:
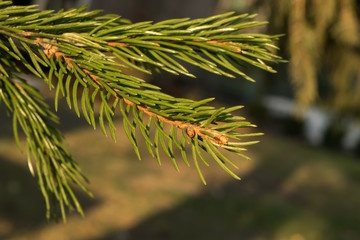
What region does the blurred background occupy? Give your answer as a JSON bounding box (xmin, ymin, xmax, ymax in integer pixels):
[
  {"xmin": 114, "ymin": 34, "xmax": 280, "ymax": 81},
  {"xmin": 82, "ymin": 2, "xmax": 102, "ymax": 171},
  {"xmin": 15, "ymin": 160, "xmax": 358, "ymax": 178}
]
[{"xmin": 1, "ymin": 0, "xmax": 360, "ymax": 239}]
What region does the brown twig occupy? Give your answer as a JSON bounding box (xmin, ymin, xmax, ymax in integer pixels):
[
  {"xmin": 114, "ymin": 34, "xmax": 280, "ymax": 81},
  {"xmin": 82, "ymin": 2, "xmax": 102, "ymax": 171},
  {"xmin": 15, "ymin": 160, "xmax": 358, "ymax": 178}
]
[{"xmin": 206, "ymin": 40, "xmax": 242, "ymax": 53}]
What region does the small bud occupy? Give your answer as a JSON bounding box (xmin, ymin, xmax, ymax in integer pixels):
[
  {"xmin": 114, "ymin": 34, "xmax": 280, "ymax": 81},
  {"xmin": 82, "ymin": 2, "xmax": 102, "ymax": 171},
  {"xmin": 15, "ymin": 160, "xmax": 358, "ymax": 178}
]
[
  {"xmin": 217, "ymin": 135, "xmax": 228, "ymax": 145},
  {"xmin": 186, "ymin": 127, "xmax": 195, "ymax": 138}
]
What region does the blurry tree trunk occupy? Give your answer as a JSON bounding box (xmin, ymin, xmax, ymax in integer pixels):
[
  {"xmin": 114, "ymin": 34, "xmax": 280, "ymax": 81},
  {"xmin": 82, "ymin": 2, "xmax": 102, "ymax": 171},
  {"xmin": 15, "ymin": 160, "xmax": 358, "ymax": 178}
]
[{"xmin": 89, "ymin": 0, "xmax": 218, "ymax": 22}]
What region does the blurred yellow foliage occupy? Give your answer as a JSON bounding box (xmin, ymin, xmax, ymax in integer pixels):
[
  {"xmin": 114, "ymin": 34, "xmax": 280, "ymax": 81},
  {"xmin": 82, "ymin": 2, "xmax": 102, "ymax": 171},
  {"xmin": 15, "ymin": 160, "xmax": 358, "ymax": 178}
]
[{"xmin": 273, "ymin": 0, "xmax": 360, "ymax": 114}]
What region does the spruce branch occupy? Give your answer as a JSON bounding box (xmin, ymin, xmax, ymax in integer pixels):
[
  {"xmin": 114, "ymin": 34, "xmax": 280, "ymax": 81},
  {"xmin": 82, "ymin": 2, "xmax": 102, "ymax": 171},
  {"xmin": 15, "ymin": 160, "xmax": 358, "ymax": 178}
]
[{"xmin": 0, "ymin": 1, "xmax": 283, "ymax": 220}]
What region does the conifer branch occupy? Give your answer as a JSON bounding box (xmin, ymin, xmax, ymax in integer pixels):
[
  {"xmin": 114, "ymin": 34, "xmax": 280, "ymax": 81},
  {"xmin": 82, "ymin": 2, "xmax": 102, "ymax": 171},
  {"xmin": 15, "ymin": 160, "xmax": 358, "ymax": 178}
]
[{"xmin": 0, "ymin": 1, "xmax": 282, "ymax": 220}]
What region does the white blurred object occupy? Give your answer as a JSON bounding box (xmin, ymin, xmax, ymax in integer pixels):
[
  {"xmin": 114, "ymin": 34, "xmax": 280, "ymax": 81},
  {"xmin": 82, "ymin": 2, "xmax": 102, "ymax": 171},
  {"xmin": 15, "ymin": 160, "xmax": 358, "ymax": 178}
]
[
  {"xmin": 303, "ymin": 107, "xmax": 331, "ymax": 146},
  {"xmin": 343, "ymin": 121, "xmax": 360, "ymax": 150},
  {"xmin": 262, "ymin": 95, "xmax": 332, "ymax": 146},
  {"xmin": 262, "ymin": 95, "xmax": 296, "ymax": 118}
]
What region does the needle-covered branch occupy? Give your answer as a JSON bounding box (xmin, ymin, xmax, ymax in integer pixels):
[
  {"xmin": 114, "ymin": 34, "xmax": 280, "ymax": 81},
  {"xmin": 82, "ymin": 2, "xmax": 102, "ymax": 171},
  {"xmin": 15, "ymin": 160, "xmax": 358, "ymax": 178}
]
[{"xmin": 0, "ymin": 1, "xmax": 282, "ymax": 220}]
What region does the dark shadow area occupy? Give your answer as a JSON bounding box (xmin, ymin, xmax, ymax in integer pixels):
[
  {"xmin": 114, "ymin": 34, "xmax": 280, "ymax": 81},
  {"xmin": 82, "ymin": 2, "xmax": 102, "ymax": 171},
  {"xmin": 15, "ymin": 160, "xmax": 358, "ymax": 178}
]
[
  {"xmin": 0, "ymin": 156, "xmax": 46, "ymax": 234},
  {"xmin": 11, "ymin": 0, "xmax": 31, "ymax": 6},
  {"xmin": 0, "ymin": 154, "xmax": 100, "ymax": 239}
]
